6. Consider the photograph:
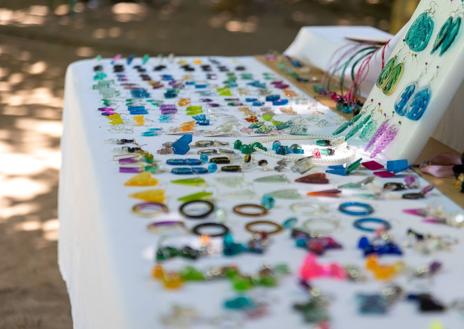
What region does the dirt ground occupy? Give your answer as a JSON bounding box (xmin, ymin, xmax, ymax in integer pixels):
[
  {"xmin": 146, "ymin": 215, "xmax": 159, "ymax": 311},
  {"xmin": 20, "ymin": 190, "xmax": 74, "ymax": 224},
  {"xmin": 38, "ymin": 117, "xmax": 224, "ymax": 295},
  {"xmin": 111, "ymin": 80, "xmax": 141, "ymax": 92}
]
[{"xmin": 0, "ymin": 1, "xmax": 391, "ymax": 328}]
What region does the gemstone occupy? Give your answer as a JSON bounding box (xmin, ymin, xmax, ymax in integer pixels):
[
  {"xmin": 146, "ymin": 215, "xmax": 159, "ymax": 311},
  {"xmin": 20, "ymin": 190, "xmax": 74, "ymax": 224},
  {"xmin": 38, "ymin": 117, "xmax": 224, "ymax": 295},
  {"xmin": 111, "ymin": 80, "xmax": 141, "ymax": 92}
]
[
  {"xmin": 177, "ymin": 191, "xmax": 213, "ymax": 203},
  {"xmin": 224, "ymin": 296, "xmax": 256, "ymax": 310},
  {"xmin": 180, "ymin": 266, "xmax": 205, "ymax": 281},
  {"xmin": 269, "ymin": 189, "xmax": 301, "ymax": 200}
]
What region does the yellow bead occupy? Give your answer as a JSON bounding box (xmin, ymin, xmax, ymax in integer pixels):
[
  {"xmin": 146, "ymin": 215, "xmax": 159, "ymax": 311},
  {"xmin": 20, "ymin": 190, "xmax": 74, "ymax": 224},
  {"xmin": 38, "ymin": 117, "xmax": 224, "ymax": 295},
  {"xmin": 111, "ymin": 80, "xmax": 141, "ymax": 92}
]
[
  {"xmin": 151, "ymin": 264, "xmax": 165, "ymax": 280},
  {"xmin": 178, "ymin": 98, "xmax": 191, "ymax": 106},
  {"xmin": 133, "ymin": 115, "xmax": 145, "ymax": 126},
  {"xmin": 365, "ymin": 255, "xmax": 378, "ymax": 271},
  {"xmin": 193, "ymin": 58, "xmax": 202, "ymax": 65},
  {"xmin": 108, "ymin": 113, "xmax": 123, "ymax": 125},
  {"xmin": 163, "ymin": 273, "xmax": 183, "ymax": 290}
]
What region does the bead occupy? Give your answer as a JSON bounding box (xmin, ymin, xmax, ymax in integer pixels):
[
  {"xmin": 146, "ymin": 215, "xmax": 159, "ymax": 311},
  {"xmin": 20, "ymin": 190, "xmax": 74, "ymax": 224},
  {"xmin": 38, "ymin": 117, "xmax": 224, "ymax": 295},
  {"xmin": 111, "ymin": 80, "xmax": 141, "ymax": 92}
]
[
  {"xmin": 208, "ymin": 163, "xmax": 218, "ymax": 173},
  {"xmin": 261, "ymin": 194, "xmax": 275, "ymax": 210},
  {"xmin": 356, "ymin": 294, "xmax": 389, "ymax": 314},
  {"xmin": 272, "ymin": 140, "xmax": 281, "ymax": 151},
  {"xmin": 200, "ymin": 153, "xmax": 209, "ymax": 163},
  {"xmin": 386, "ymin": 159, "xmax": 409, "ymax": 173},
  {"xmin": 233, "ymin": 140, "xmax": 242, "ymax": 150},
  {"xmin": 283, "ymin": 217, "xmax": 298, "ymax": 229},
  {"xmin": 162, "ymin": 273, "xmax": 183, "ymax": 289},
  {"xmin": 262, "ymin": 113, "xmax": 274, "ymax": 121},
  {"xmin": 232, "ymin": 276, "xmax": 253, "ymax": 292},
  {"xmin": 151, "ymin": 264, "xmax": 165, "ymax": 280},
  {"xmin": 240, "ymin": 144, "xmax": 253, "ymax": 155},
  {"xmin": 224, "ymin": 296, "xmax": 256, "ymax": 310},
  {"xmin": 179, "ymin": 266, "xmax": 206, "ymax": 281},
  {"xmin": 289, "ymin": 144, "xmax": 304, "ymax": 154}
]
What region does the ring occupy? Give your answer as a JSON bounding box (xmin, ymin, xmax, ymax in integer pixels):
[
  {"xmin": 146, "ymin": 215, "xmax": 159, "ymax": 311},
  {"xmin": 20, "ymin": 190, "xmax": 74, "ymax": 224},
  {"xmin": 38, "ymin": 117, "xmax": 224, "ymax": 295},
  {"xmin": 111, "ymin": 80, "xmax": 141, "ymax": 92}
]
[
  {"xmin": 302, "ymin": 218, "xmax": 340, "ymax": 236},
  {"xmin": 353, "ymin": 217, "xmax": 391, "ymax": 233},
  {"xmin": 132, "ymin": 202, "xmax": 169, "ymax": 217},
  {"xmin": 383, "ymin": 182, "xmax": 406, "ymax": 191},
  {"xmin": 245, "ymin": 220, "xmax": 283, "ymax": 236},
  {"xmin": 191, "ymin": 222, "xmax": 230, "ymax": 237},
  {"xmin": 179, "ymin": 200, "xmax": 215, "ymax": 219},
  {"xmin": 338, "ymin": 201, "xmax": 374, "ymax": 216},
  {"xmin": 146, "ymin": 220, "xmax": 186, "ymax": 233},
  {"xmin": 233, "ymin": 204, "xmax": 268, "ymax": 217}
]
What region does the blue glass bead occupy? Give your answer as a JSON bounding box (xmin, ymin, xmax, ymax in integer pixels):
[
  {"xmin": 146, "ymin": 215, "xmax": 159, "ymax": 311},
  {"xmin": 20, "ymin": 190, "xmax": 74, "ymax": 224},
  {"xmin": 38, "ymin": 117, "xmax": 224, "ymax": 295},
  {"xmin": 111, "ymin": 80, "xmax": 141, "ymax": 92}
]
[
  {"xmin": 172, "ymin": 134, "xmax": 192, "ymax": 155},
  {"xmin": 245, "ymin": 98, "xmax": 257, "ymax": 102},
  {"xmin": 272, "ymin": 140, "xmax": 281, "ymax": 151},
  {"xmin": 275, "ymin": 145, "xmax": 289, "ymax": 155},
  {"xmin": 159, "ymin": 115, "xmax": 172, "ymax": 123},
  {"xmin": 295, "ymin": 236, "xmax": 308, "ymax": 249},
  {"xmin": 223, "ymin": 233, "xmax": 246, "ymax": 256},
  {"xmin": 171, "ymin": 167, "xmax": 193, "ymax": 175},
  {"xmin": 161, "ymin": 74, "xmax": 174, "ymax": 81},
  {"xmin": 192, "ymin": 167, "xmax": 208, "ymax": 174},
  {"xmin": 208, "ymin": 163, "xmax": 218, "ymax": 173},
  {"xmin": 166, "ymin": 159, "xmax": 185, "ymax": 166},
  {"xmin": 224, "ymin": 296, "xmax": 255, "ymax": 310},
  {"xmin": 261, "ymin": 194, "xmax": 275, "ymax": 210},
  {"xmin": 357, "ymin": 236, "xmax": 370, "ymax": 249},
  {"xmin": 185, "ymin": 159, "xmax": 202, "ymax": 166},
  {"xmin": 252, "ymin": 101, "xmax": 264, "ymax": 106},
  {"xmin": 266, "ymin": 94, "xmax": 280, "ymax": 102},
  {"xmin": 283, "ymin": 217, "xmax": 298, "ymax": 229},
  {"xmin": 200, "ymin": 153, "xmax": 209, "ymax": 163},
  {"xmin": 185, "ymin": 81, "xmax": 195, "ymax": 85},
  {"xmin": 273, "ymin": 99, "xmax": 288, "ymax": 106},
  {"xmin": 289, "ymin": 144, "xmax": 304, "ymax": 154}
]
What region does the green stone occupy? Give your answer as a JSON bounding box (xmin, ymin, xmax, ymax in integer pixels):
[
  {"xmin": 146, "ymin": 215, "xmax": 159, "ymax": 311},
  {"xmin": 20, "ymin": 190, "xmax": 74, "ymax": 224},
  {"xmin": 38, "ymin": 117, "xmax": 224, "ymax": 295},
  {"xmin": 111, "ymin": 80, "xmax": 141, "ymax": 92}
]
[
  {"xmin": 257, "ymin": 275, "xmax": 277, "ymax": 287},
  {"xmin": 254, "ymin": 174, "xmax": 290, "ymax": 184},
  {"xmin": 240, "ymin": 144, "xmax": 253, "ymax": 155},
  {"xmin": 262, "ymin": 113, "xmax": 274, "ymax": 121},
  {"xmin": 171, "ymin": 177, "xmax": 207, "ymax": 187},
  {"xmin": 233, "ymin": 140, "xmax": 242, "ymax": 150},
  {"xmin": 180, "ymin": 266, "xmax": 205, "ymax": 281},
  {"xmin": 232, "ymin": 277, "xmax": 253, "ymax": 292}
]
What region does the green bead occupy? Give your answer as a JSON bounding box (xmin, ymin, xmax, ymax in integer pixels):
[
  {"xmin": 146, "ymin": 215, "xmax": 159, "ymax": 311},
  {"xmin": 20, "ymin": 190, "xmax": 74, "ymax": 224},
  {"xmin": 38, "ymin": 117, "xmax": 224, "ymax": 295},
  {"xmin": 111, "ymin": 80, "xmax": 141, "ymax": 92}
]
[
  {"xmin": 258, "ymin": 275, "xmax": 277, "ymax": 287},
  {"xmin": 224, "ymin": 267, "xmax": 240, "ymax": 279},
  {"xmin": 233, "ymin": 140, "xmax": 242, "ymax": 150},
  {"xmin": 316, "ymin": 139, "xmax": 331, "ymax": 147},
  {"xmin": 252, "ymin": 142, "xmax": 266, "ymax": 151},
  {"xmin": 262, "ymin": 113, "xmax": 274, "ymax": 121},
  {"xmin": 232, "ymin": 276, "xmax": 252, "ymax": 292},
  {"xmin": 156, "ymin": 246, "xmax": 178, "ymax": 261},
  {"xmin": 240, "ymin": 144, "xmax": 253, "ymax": 155},
  {"xmin": 180, "ymin": 266, "xmax": 205, "ymax": 281}
]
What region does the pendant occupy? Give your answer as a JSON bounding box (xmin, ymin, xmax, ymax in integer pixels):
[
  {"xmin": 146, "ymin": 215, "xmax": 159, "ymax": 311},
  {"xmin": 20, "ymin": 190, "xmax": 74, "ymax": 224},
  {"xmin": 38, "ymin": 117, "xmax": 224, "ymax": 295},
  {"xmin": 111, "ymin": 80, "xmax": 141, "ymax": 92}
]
[
  {"xmin": 268, "ymin": 189, "xmax": 302, "ymax": 200},
  {"xmin": 254, "ymin": 174, "xmax": 290, "ymax": 184}
]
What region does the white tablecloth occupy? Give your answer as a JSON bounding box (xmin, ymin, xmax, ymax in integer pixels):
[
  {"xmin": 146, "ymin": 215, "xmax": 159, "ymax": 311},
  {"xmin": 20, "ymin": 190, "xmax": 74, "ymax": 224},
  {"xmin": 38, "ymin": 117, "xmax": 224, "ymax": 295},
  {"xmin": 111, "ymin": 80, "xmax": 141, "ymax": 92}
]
[{"xmin": 59, "ymin": 56, "xmax": 464, "ymax": 329}]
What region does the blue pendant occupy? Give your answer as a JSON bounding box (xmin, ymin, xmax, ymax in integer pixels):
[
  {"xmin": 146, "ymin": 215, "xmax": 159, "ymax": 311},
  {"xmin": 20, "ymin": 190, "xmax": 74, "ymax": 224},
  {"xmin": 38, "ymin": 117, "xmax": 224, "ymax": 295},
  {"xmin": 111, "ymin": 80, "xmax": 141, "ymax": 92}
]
[
  {"xmin": 405, "ymin": 12, "xmax": 435, "ymax": 52},
  {"xmin": 394, "ymin": 83, "xmax": 416, "ymax": 116},
  {"xmin": 406, "ymin": 87, "xmax": 432, "ymax": 121}
]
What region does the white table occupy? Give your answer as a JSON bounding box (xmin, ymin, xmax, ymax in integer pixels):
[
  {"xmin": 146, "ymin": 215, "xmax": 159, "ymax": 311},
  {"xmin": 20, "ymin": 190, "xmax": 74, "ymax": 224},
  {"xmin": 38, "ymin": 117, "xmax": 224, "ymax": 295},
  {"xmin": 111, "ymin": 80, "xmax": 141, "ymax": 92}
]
[{"xmin": 59, "ymin": 56, "xmax": 464, "ymax": 329}]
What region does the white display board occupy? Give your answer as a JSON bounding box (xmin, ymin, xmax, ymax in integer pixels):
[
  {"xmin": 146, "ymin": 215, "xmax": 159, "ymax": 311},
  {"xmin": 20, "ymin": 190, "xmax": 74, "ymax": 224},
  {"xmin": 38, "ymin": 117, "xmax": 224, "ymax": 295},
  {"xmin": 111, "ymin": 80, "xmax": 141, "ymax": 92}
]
[{"xmin": 357, "ymin": 0, "xmax": 464, "ymax": 161}]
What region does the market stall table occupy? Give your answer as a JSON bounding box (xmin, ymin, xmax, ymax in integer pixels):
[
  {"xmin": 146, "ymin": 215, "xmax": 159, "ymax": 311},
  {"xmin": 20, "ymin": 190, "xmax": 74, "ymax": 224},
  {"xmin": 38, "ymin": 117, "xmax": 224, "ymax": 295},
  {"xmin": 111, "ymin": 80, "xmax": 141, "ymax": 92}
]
[{"xmin": 59, "ymin": 56, "xmax": 464, "ymax": 329}]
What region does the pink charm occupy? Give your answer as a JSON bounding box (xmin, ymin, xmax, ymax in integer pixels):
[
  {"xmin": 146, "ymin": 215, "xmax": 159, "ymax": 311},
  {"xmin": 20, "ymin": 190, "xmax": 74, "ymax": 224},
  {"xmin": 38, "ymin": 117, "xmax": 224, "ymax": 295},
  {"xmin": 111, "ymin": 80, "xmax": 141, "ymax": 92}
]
[
  {"xmin": 362, "ymin": 160, "xmax": 384, "ymax": 171},
  {"xmin": 373, "ymin": 170, "xmax": 396, "ymax": 178},
  {"xmin": 299, "ymin": 253, "xmax": 346, "ymax": 281},
  {"xmin": 312, "ymin": 149, "xmax": 322, "ymax": 158}
]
